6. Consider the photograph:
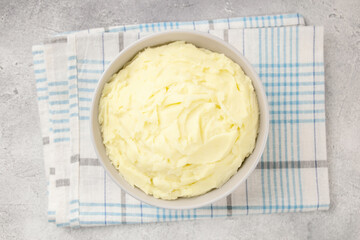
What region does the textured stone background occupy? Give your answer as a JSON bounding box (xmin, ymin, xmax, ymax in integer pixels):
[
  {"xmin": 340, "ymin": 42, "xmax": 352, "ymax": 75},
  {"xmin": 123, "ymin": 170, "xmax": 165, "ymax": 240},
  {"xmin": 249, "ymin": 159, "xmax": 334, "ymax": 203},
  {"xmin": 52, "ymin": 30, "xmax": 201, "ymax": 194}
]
[{"xmin": 0, "ymin": 0, "xmax": 359, "ymax": 239}]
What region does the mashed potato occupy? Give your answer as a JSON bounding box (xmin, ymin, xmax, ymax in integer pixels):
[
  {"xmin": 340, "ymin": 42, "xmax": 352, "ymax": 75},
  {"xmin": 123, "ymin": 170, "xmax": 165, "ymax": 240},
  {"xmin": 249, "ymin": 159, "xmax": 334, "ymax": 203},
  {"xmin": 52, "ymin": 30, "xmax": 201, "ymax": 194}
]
[{"xmin": 99, "ymin": 41, "xmax": 259, "ymax": 200}]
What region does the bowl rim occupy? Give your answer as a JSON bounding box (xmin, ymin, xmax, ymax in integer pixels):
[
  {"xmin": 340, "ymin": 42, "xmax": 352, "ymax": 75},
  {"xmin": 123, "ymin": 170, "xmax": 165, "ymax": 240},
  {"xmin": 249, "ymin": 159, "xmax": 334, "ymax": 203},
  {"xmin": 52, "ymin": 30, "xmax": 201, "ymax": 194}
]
[{"xmin": 90, "ymin": 30, "xmax": 269, "ymax": 209}]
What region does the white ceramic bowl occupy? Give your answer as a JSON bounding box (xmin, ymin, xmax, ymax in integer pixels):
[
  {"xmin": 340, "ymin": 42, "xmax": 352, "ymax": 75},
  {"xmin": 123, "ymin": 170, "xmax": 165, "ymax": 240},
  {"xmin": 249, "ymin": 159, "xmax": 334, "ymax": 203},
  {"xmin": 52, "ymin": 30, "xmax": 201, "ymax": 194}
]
[{"xmin": 90, "ymin": 30, "xmax": 269, "ymax": 210}]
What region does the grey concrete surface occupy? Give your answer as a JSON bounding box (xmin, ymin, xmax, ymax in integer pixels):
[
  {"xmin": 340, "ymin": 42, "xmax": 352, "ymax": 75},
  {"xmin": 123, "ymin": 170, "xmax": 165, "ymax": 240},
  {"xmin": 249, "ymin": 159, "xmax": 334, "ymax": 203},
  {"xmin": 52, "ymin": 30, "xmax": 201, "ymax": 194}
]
[{"xmin": 1, "ymin": 0, "xmax": 360, "ymax": 239}]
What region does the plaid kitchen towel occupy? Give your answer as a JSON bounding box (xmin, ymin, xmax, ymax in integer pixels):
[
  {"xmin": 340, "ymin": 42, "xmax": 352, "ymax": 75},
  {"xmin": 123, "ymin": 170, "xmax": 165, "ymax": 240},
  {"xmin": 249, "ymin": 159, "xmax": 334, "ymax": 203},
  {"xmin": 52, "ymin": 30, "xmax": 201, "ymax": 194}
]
[{"xmin": 32, "ymin": 13, "xmax": 330, "ymax": 227}]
